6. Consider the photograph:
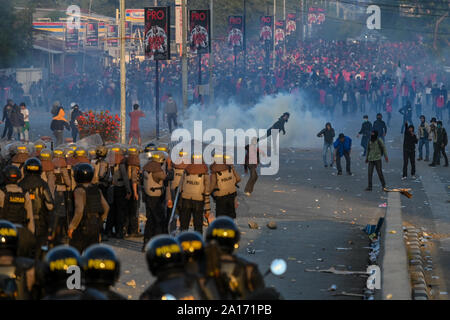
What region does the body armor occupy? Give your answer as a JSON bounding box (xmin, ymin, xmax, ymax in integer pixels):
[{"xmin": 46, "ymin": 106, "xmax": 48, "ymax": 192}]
[
  {"xmin": 181, "ymin": 173, "xmax": 205, "ymax": 201},
  {"xmin": 214, "ymin": 167, "xmax": 237, "ymax": 197},
  {"xmin": 0, "ymin": 187, "xmax": 27, "ymax": 225}
]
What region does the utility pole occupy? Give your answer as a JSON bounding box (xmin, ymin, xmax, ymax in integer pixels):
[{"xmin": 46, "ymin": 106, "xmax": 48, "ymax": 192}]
[
  {"xmin": 243, "ymin": 0, "xmax": 247, "ymax": 73},
  {"xmin": 120, "ymin": 0, "xmax": 126, "ymax": 144},
  {"xmin": 209, "ymin": 0, "xmax": 214, "ymax": 107},
  {"xmin": 154, "ymin": 0, "xmax": 159, "ymax": 139},
  {"xmin": 273, "ymin": 0, "xmax": 276, "ymax": 71},
  {"xmin": 182, "ymin": 0, "xmax": 188, "ymax": 115}
]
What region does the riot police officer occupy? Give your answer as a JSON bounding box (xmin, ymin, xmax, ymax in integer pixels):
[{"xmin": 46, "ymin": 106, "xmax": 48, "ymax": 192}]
[
  {"xmin": 39, "ymin": 149, "xmax": 56, "ymax": 197},
  {"xmin": 91, "ymin": 145, "xmax": 110, "ymax": 197},
  {"xmin": 140, "ymin": 235, "xmax": 206, "ymax": 300},
  {"xmin": 177, "ymin": 231, "xmax": 226, "ymax": 299},
  {"xmin": 68, "ymin": 163, "xmax": 109, "ymax": 253},
  {"xmin": 81, "ymin": 244, "xmax": 126, "ymax": 300},
  {"xmin": 168, "ymin": 151, "xmax": 189, "ymax": 233},
  {"xmin": 142, "ymin": 151, "xmax": 167, "ymax": 250},
  {"xmin": 105, "ymin": 146, "xmax": 131, "ymax": 239},
  {"xmin": 125, "ymin": 146, "xmax": 140, "ymax": 237},
  {"xmin": 31, "ymin": 140, "xmax": 46, "ymax": 158},
  {"xmin": 51, "ymin": 147, "xmax": 72, "ymax": 245},
  {"xmin": 210, "ymin": 154, "xmax": 241, "ymax": 219},
  {"xmin": 42, "ymin": 245, "xmax": 107, "ymax": 300},
  {"xmin": 19, "ymin": 158, "xmax": 54, "ymax": 259},
  {"xmin": 0, "ymin": 220, "xmax": 35, "ymax": 300},
  {"xmin": 0, "ymin": 165, "xmax": 35, "ymax": 258},
  {"xmin": 205, "ymin": 217, "xmax": 265, "ymax": 299},
  {"xmin": 8, "ymin": 144, "xmax": 29, "ymax": 180},
  {"xmin": 179, "ymin": 154, "xmax": 210, "ymax": 233}
]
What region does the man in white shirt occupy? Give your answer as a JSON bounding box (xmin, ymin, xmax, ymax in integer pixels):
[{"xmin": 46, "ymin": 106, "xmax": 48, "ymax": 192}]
[{"xmin": 20, "ymin": 103, "xmax": 30, "ymax": 143}]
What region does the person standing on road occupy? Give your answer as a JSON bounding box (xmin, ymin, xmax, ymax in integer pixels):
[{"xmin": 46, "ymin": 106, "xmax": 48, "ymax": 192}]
[
  {"xmin": 20, "ymin": 103, "xmax": 30, "ymax": 143},
  {"xmin": 357, "ymin": 115, "xmax": 372, "ymax": 157},
  {"xmin": 317, "ymin": 122, "xmax": 335, "ymax": 167},
  {"xmin": 128, "ymin": 104, "xmax": 145, "ymax": 146},
  {"xmin": 333, "ymin": 133, "xmax": 352, "ymax": 176},
  {"xmin": 50, "ymin": 107, "xmax": 70, "ymax": 146},
  {"xmin": 244, "ymin": 137, "xmax": 263, "ymax": 196},
  {"xmin": 1, "ymin": 99, "xmax": 14, "ymax": 140},
  {"xmin": 429, "ymin": 118, "xmax": 439, "ymax": 167},
  {"xmin": 373, "ymin": 113, "xmax": 387, "ymax": 142},
  {"xmin": 365, "ymin": 130, "xmax": 388, "ymax": 191},
  {"xmin": 163, "ymin": 93, "xmax": 178, "ymax": 133},
  {"xmin": 417, "ymin": 115, "xmax": 431, "ymax": 162},
  {"xmin": 10, "ymin": 104, "xmax": 24, "ymax": 141},
  {"xmin": 434, "ymin": 121, "xmax": 448, "ymax": 167},
  {"xmin": 69, "ymin": 103, "xmax": 82, "ymax": 143},
  {"xmin": 402, "ymin": 122, "xmax": 418, "ymax": 180}
]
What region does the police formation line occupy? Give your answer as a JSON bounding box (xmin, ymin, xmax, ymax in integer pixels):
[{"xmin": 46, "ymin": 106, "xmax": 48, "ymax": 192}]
[{"xmin": 0, "ymin": 140, "xmax": 280, "ymax": 299}]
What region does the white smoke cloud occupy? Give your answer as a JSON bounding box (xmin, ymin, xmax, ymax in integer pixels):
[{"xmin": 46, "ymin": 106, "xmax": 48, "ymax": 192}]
[{"xmin": 180, "ymin": 92, "xmax": 328, "ymax": 148}]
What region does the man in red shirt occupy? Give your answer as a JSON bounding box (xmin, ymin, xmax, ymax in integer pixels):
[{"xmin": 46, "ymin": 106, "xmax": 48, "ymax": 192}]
[{"xmin": 128, "ymin": 104, "xmax": 145, "ymax": 145}]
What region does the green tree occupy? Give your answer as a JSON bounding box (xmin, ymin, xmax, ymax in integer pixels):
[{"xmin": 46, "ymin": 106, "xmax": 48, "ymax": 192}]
[{"xmin": 0, "ymin": 3, "xmax": 34, "ymax": 68}]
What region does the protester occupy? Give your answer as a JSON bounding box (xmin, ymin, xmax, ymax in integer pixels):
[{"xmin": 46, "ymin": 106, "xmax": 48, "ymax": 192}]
[
  {"xmin": 399, "ymin": 100, "xmax": 413, "ymax": 134},
  {"xmin": 244, "ymin": 137, "xmax": 264, "ymax": 196},
  {"xmin": 1, "ymin": 99, "xmax": 13, "ymax": 140},
  {"xmin": 317, "ymin": 122, "xmax": 335, "ymax": 167},
  {"xmin": 402, "ymin": 122, "xmax": 418, "ymax": 180},
  {"xmin": 436, "ymin": 121, "xmax": 448, "ymax": 167},
  {"xmin": 163, "ymin": 93, "xmax": 178, "ymax": 133},
  {"xmin": 365, "ymin": 130, "xmax": 388, "ymax": 191},
  {"xmin": 357, "ymin": 115, "xmax": 372, "ymax": 157},
  {"xmin": 10, "ymin": 103, "xmax": 24, "ymax": 141},
  {"xmin": 417, "ymin": 115, "xmax": 431, "ymax": 161},
  {"xmin": 128, "ymin": 104, "xmax": 145, "ymax": 146},
  {"xmin": 70, "ymin": 103, "xmax": 82, "ymax": 142},
  {"xmin": 50, "ymin": 106, "xmax": 70, "ymax": 146},
  {"xmin": 20, "ymin": 102, "xmax": 30, "ymax": 143},
  {"xmin": 333, "ymin": 133, "xmax": 352, "ymax": 176},
  {"xmin": 373, "ymin": 113, "xmax": 387, "ymax": 142}
]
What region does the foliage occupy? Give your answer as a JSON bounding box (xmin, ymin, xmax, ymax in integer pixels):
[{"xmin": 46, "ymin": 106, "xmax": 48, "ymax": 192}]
[{"xmin": 77, "ymin": 110, "xmax": 121, "ymax": 142}]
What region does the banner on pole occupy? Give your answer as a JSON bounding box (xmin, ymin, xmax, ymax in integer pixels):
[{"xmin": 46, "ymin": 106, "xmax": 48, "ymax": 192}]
[
  {"xmin": 85, "ymin": 22, "xmax": 98, "ymax": 47},
  {"xmin": 227, "ymin": 15, "xmax": 244, "ymax": 49},
  {"xmin": 275, "ymin": 20, "xmax": 285, "ymax": 47},
  {"xmin": 260, "ymin": 16, "xmax": 273, "ymax": 47},
  {"xmin": 107, "ymin": 24, "xmax": 119, "ymax": 47},
  {"xmin": 144, "ymin": 7, "xmax": 171, "ymax": 60},
  {"xmin": 65, "ymin": 24, "xmax": 79, "ymax": 51},
  {"xmin": 286, "ymin": 13, "xmax": 297, "ymax": 36},
  {"xmin": 308, "ymin": 7, "xmax": 326, "ymax": 25},
  {"xmin": 189, "ymin": 10, "xmax": 211, "ymax": 54},
  {"xmin": 175, "ymin": 0, "xmax": 183, "ymax": 45}
]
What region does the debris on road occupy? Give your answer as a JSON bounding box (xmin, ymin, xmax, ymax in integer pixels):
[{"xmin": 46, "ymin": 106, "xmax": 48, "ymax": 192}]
[
  {"xmin": 126, "ymin": 280, "xmax": 136, "ymax": 288},
  {"xmin": 267, "ymin": 221, "xmax": 277, "ymax": 229},
  {"xmin": 248, "ymin": 221, "xmax": 259, "ymax": 229}
]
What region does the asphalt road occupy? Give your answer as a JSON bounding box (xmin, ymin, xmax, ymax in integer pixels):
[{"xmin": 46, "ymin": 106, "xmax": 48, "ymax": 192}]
[{"xmin": 10, "ymin": 107, "xmax": 450, "ymax": 300}]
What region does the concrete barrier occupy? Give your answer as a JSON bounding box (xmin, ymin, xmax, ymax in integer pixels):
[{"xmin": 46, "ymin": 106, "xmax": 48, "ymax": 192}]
[{"xmin": 381, "ymin": 191, "xmax": 411, "ymax": 300}]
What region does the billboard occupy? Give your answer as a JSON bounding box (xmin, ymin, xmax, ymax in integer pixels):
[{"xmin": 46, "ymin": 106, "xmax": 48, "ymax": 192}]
[
  {"xmin": 107, "ymin": 24, "xmax": 119, "ymax": 47},
  {"xmin": 260, "ymin": 16, "xmax": 273, "ymax": 47},
  {"xmin": 85, "ymin": 22, "xmax": 98, "ymax": 47},
  {"xmin": 144, "ymin": 7, "xmax": 171, "ymax": 60},
  {"xmin": 286, "ymin": 13, "xmax": 297, "ymax": 36},
  {"xmin": 275, "ymin": 20, "xmax": 285, "ymax": 46},
  {"xmin": 189, "ymin": 10, "xmax": 211, "ymax": 54},
  {"xmin": 65, "ymin": 24, "xmax": 79, "ymax": 51},
  {"xmin": 227, "ymin": 15, "xmax": 244, "ymax": 49},
  {"xmin": 308, "ymin": 7, "xmax": 326, "ymax": 25}
]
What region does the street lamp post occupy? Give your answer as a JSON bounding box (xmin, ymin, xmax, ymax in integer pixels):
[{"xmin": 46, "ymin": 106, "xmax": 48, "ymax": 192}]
[{"xmin": 120, "ymin": 0, "xmax": 126, "ymax": 144}]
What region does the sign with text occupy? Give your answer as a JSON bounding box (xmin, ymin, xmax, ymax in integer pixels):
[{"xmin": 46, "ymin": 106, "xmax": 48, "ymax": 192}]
[
  {"xmin": 85, "ymin": 22, "xmax": 98, "ymax": 47},
  {"xmin": 189, "ymin": 10, "xmax": 211, "ymax": 54},
  {"xmin": 228, "ymin": 15, "xmax": 244, "ymax": 50},
  {"xmin": 144, "ymin": 7, "xmax": 171, "ymax": 60}
]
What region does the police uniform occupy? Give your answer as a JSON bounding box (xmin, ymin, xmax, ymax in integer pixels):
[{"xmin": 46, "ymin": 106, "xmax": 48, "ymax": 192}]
[
  {"xmin": 19, "ymin": 160, "xmax": 54, "ymax": 260},
  {"xmin": 210, "ymin": 159, "xmax": 241, "ymax": 219},
  {"xmin": 125, "ymin": 148, "xmax": 140, "ymax": 236},
  {"xmin": 69, "ymin": 182, "xmax": 109, "ymax": 253},
  {"xmin": 142, "ymin": 155, "xmax": 167, "ymax": 245},
  {"xmin": 39, "ymin": 150, "xmax": 56, "ymax": 199},
  {"xmin": 179, "ymin": 159, "xmax": 210, "ymax": 233},
  {"xmin": 0, "ymin": 184, "xmax": 35, "ymax": 258},
  {"xmin": 105, "ymin": 147, "xmax": 131, "ymax": 239},
  {"xmin": 51, "ymin": 149, "xmax": 72, "ymax": 244}
]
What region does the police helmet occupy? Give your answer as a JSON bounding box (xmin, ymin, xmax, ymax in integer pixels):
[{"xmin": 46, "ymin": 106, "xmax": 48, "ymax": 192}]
[
  {"xmin": 144, "ymin": 143, "xmax": 156, "ymax": 153},
  {"xmin": 109, "ymin": 145, "xmax": 123, "ymax": 156},
  {"xmin": 64, "ymin": 148, "xmax": 74, "ymax": 158},
  {"xmin": 205, "ymin": 217, "xmax": 240, "ymax": 254},
  {"xmin": 95, "ymin": 145, "xmax": 108, "ymax": 158},
  {"xmin": 81, "ymin": 244, "xmax": 120, "ymax": 287},
  {"xmin": 16, "ymin": 144, "xmax": 29, "ymax": 154},
  {"xmin": 127, "ymin": 145, "xmax": 139, "ymax": 156},
  {"xmin": 87, "ymin": 147, "xmax": 96, "ymax": 160},
  {"xmin": 192, "ymin": 153, "xmax": 203, "ymax": 164},
  {"xmin": 24, "ymin": 157, "xmax": 43, "ymax": 175},
  {"xmin": 44, "ymin": 245, "xmax": 81, "ymax": 288},
  {"xmin": 152, "ymin": 151, "xmax": 167, "ymax": 163},
  {"xmin": 34, "ymin": 140, "xmax": 45, "ymax": 152},
  {"xmin": 3, "ymin": 165, "xmax": 22, "ymax": 184},
  {"xmin": 0, "ymin": 220, "xmax": 18, "ymax": 253},
  {"xmin": 39, "ymin": 149, "xmax": 53, "ymax": 161},
  {"xmin": 53, "ymin": 148, "xmax": 65, "ymax": 158},
  {"xmin": 73, "ymin": 163, "xmax": 94, "ymax": 184},
  {"xmin": 74, "ymin": 147, "xmax": 87, "ymax": 158},
  {"xmin": 157, "ymin": 143, "xmax": 169, "ymax": 153},
  {"xmin": 176, "ymin": 231, "xmax": 204, "ymax": 261},
  {"xmin": 145, "ymin": 235, "xmax": 184, "ymax": 276},
  {"xmin": 68, "ymin": 144, "xmax": 78, "ymax": 151}
]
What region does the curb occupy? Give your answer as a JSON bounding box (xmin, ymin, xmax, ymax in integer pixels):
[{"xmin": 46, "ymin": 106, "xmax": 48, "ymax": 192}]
[{"xmin": 381, "ymin": 192, "xmax": 411, "ymax": 300}]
